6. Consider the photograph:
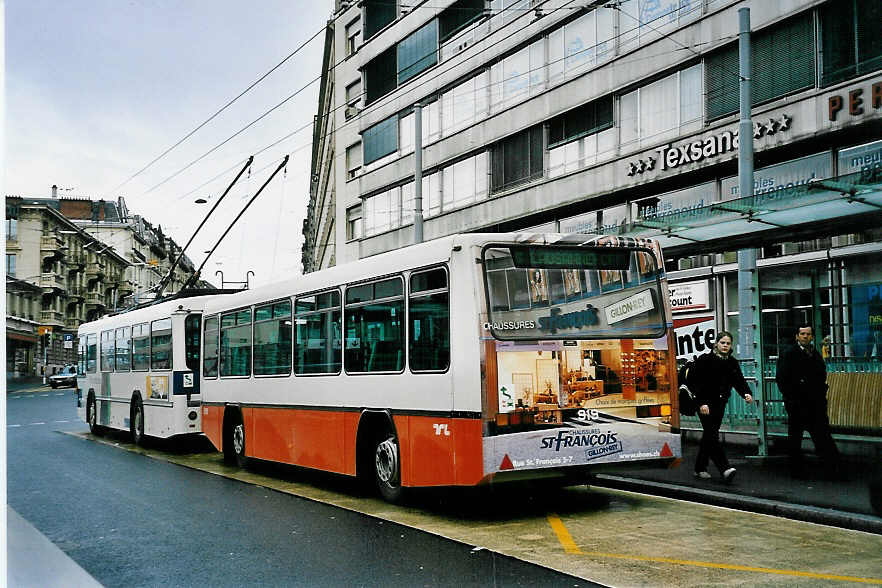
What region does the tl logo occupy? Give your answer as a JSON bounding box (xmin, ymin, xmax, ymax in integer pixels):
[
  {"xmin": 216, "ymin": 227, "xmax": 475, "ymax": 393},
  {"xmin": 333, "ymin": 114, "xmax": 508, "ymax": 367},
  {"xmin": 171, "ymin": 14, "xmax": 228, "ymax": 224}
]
[{"xmin": 433, "ymin": 423, "xmax": 451, "ymax": 436}]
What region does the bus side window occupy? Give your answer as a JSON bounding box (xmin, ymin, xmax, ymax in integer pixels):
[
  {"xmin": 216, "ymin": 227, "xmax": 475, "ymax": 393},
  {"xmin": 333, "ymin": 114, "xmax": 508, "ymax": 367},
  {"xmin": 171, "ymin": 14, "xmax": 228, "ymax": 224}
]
[
  {"xmin": 78, "ymin": 337, "xmax": 87, "ymax": 375},
  {"xmin": 185, "ymin": 314, "xmax": 202, "ymax": 373},
  {"xmin": 115, "ymin": 326, "xmax": 131, "ymax": 372},
  {"xmin": 409, "ymin": 267, "xmax": 450, "ymax": 372},
  {"xmin": 220, "ymin": 309, "xmax": 252, "ymax": 377},
  {"xmin": 345, "ymin": 277, "xmax": 404, "ymax": 373},
  {"xmin": 100, "ymin": 330, "xmax": 115, "ymax": 372},
  {"xmin": 86, "ymin": 334, "xmax": 98, "ymax": 373},
  {"xmin": 254, "ymin": 301, "xmax": 291, "ymax": 376},
  {"xmin": 151, "ymin": 318, "xmax": 173, "ymax": 370},
  {"xmin": 132, "ymin": 323, "xmax": 150, "ymax": 371},
  {"xmin": 203, "ymin": 316, "xmax": 219, "ymax": 378},
  {"xmin": 294, "ymin": 291, "xmax": 341, "ymax": 375}
]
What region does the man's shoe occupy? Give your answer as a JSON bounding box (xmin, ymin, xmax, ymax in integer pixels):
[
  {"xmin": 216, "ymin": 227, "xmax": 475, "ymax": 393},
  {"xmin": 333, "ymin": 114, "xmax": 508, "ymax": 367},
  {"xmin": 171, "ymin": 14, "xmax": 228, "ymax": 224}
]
[
  {"xmin": 722, "ymin": 467, "xmax": 737, "ymax": 483},
  {"xmin": 694, "ymin": 471, "xmax": 711, "ymax": 479}
]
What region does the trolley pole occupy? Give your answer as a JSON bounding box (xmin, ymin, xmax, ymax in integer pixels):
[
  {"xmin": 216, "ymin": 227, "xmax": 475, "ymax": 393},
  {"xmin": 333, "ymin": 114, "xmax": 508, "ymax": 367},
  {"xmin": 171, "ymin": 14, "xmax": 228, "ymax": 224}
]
[
  {"xmin": 736, "ymin": 7, "xmax": 767, "ymax": 456},
  {"xmin": 414, "ymin": 103, "xmax": 424, "ymax": 245}
]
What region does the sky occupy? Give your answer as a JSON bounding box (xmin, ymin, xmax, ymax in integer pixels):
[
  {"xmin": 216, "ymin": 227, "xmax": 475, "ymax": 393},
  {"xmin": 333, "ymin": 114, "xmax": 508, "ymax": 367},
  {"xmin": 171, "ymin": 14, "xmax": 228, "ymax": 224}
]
[{"xmin": 4, "ymin": 0, "xmax": 335, "ymax": 289}]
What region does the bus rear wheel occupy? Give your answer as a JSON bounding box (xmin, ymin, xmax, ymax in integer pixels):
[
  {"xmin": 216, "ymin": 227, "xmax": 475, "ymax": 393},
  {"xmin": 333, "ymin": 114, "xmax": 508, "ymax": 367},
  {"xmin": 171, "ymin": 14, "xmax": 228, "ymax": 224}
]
[
  {"xmin": 130, "ymin": 397, "xmax": 145, "ymax": 446},
  {"xmin": 87, "ymin": 395, "xmax": 102, "ymax": 436},
  {"xmin": 374, "ymin": 432, "xmax": 402, "ymax": 503},
  {"xmin": 224, "ymin": 410, "xmax": 248, "ymax": 468}
]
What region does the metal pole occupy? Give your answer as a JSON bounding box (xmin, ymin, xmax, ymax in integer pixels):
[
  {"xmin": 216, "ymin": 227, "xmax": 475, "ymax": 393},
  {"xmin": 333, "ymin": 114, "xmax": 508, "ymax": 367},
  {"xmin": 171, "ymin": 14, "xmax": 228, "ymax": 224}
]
[
  {"xmin": 735, "ymin": 7, "xmax": 766, "ymax": 456},
  {"xmin": 413, "ymin": 103, "xmax": 424, "ymax": 244}
]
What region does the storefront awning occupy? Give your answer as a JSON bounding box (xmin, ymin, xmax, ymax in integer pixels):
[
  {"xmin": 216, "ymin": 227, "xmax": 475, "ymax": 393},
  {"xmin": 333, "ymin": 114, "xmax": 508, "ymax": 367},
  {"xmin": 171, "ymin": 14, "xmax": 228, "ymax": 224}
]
[{"xmin": 606, "ymin": 170, "xmax": 882, "ymax": 249}]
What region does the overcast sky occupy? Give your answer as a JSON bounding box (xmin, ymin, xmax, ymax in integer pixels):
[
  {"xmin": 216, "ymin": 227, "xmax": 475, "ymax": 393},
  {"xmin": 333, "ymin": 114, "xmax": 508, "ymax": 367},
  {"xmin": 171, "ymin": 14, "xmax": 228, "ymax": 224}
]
[{"xmin": 5, "ymin": 0, "xmax": 335, "ymax": 288}]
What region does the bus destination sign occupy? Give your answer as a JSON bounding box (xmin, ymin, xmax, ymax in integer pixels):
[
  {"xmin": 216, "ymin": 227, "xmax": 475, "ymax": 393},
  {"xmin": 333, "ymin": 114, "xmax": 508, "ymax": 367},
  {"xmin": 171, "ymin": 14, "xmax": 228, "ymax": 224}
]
[{"xmin": 510, "ymin": 246, "xmax": 631, "ymax": 270}]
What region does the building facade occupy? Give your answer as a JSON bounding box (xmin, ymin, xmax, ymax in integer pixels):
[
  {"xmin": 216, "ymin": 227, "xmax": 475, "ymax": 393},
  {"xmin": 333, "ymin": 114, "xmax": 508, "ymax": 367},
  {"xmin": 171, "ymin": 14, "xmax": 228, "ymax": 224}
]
[
  {"xmin": 5, "ymin": 190, "xmax": 209, "ymax": 377},
  {"xmin": 304, "ymin": 0, "xmax": 882, "ymax": 441}
]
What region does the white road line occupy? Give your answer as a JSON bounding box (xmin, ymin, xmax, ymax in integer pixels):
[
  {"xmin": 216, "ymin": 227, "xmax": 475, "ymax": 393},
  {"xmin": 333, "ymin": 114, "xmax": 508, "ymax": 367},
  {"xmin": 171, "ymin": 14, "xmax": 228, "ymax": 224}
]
[
  {"xmin": 55, "ymin": 393, "xmax": 65, "ymax": 396},
  {"xmin": 28, "ymin": 422, "xmax": 46, "ymax": 426},
  {"xmin": 54, "ymin": 420, "xmax": 70, "ymax": 423},
  {"xmin": 8, "ymin": 424, "xmax": 21, "ymax": 428},
  {"xmin": 40, "ymin": 394, "xmax": 50, "ymax": 397}
]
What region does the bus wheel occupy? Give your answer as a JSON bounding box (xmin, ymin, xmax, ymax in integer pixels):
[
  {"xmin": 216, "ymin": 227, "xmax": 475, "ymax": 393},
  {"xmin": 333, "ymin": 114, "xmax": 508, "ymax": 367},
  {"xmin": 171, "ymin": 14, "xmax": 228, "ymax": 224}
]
[
  {"xmin": 131, "ymin": 396, "xmax": 145, "ymax": 446},
  {"xmin": 87, "ymin": 394, "xmax": 102, "ymax": 436},
  {"xmin": 224, "ymin": 410, "xmax": 248, "ymax": 468},
  {"xmin": 374, "ymin": 432, "xmax": 402, "ymax": 503}
]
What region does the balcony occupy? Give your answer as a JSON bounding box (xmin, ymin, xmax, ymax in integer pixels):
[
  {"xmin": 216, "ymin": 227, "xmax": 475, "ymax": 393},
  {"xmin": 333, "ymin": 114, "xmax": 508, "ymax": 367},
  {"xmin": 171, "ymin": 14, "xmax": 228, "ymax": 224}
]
[
  {"xmin": 66, "ymin": 252, "xmax": 86, "ymax": 271},
  {"xmin": 117, "ymin": 280, "xmax": 135, "ymax": 297},
  {"xmin": 67, "ymin": 286, "xmax": 85, "ymax": 301},
  {"xmin": 85, "ymin": 261, "xmax": 105, "ymax": 282},
  {"xmin": 85, "ymin": 291, "xmax": 105, "ymax": 307},
  {"xmin": 40, "ymin": 235, "xmax": 66, "ymax": 261},
  {"xmin": 40, "ymin": 310, "xmax": 64, "ymax": 327},
  {"xmin": 64, "ymin": 317, "xmax": 84, "ymax": 330},
  {"xmin": 39, "ymin": 271, "xmax": 65, "ymax": 293}
]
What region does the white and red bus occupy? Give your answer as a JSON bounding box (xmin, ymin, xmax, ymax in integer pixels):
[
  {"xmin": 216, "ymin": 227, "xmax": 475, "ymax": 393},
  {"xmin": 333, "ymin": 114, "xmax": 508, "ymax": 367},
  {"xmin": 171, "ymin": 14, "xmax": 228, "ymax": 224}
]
[
  {"xmin": 200, "ymin": 233, "xmax": 682, "ymax": 501},
  {"xmin": 76, "ymin": 296, "xmax": 211, "ymax": 444}
]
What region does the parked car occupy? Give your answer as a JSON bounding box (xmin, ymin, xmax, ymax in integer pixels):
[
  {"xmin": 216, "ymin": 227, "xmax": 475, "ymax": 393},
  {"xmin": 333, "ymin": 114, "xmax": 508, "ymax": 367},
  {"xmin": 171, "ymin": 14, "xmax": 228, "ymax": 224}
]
[{"xmin": 49, "ymin": 365, "xmax": 77, "ymax": 388}]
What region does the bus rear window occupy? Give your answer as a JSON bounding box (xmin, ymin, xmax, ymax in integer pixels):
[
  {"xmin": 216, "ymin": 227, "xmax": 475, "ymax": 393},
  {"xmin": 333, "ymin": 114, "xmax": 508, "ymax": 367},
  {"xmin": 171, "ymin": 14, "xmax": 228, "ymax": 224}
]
[{"xmin": 483, "ymin": 245, "xmax": 666, "ymax": 340}]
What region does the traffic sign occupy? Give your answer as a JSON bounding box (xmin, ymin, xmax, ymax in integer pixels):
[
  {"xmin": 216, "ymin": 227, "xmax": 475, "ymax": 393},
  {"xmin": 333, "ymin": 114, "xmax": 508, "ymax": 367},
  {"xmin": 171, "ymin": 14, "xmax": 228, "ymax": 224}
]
[{"xmin": 37, "ymin": 326, "xmax": 53, "ymax": 335}]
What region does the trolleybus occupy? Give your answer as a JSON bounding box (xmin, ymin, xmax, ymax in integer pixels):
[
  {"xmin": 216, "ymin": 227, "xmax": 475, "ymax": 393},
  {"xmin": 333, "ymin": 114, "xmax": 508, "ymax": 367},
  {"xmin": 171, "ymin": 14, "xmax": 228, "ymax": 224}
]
[
  {"xmin": 76, "ymin": 296, "xmax": 210, "ymax": 444},
  {"xmin": 200, "ymin": 233, "xmax": 682, "ymax": 501}
]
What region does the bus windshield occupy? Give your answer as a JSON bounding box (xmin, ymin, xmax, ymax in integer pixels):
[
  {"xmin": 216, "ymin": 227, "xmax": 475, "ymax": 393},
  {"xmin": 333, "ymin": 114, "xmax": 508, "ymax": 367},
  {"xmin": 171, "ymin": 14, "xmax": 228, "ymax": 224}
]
[{"xmin": 483, "ymin": 245, "xmax": 666, "ymax": 340}]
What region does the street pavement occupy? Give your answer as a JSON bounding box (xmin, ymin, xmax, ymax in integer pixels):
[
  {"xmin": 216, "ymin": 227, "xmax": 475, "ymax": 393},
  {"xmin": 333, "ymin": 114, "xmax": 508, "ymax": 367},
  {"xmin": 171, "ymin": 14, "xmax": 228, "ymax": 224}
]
[{"xmin": 6, "ymin": 376, "xmax": 881, "ymax": 586}]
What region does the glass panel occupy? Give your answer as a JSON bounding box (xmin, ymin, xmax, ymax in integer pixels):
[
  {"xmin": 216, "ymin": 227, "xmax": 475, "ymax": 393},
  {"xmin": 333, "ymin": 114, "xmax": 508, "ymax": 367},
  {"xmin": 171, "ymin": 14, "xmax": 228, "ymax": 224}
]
[
  {"xmin": 185, "ymin": 315, "xmax": 201, "ymax": 372},
  {"xmin": 397, "ymin": 20, "xmax": 439, "ymax": 84},
  {"xmin": 410, "ymin": 290, "xmax": 450, "ymax": 371},
  {"xmin": 115, "ymin": 327, "xmax": 131, "ymax": 372},
  {"xmin": 254, "ymin": 314, "xmax": 292, "ymax": 375},
  {"xmin": 151, "ymin": 318, "xmax": 173, "ymax": 370},
  {"xmin": 345, "ymin": 299, "xmax": 405, "ymax": 372},
  {"xmin": 294, "ymin": 305, "xmax": 342, "ymax": 374},
  {"xmin": 87, "ymin": 334, "xmax": 98, "ymax": 373},
  {"xmin": 203, "ymin": 316, "xmax": 219, "ymax": 378}
]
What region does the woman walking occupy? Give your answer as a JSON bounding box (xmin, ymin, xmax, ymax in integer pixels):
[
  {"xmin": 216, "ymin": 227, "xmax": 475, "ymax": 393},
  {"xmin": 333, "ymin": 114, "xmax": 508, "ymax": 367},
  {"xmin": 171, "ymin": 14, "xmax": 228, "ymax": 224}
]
[{"xmin": 688, "ymin": 331, "xmax": 753, "ymax": 482}]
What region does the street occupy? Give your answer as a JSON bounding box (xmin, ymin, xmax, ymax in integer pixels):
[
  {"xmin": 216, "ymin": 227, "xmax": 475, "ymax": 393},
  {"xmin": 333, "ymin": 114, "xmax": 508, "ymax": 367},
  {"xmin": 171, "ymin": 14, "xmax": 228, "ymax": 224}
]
[{"xmin": 7, "ymin": 383, "xmax": 882, "ymax": 587}]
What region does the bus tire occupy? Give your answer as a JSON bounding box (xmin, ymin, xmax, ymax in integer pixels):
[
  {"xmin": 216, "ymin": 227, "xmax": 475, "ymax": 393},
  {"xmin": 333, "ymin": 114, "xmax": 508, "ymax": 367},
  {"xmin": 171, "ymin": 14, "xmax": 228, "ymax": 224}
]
[
  {"xmin": 224, "ymin": 408, "xmax": 248, "ymax": 468},
  {"xmin": 374, "ymin": 430, "xmax": 403, "ymax": 503},
  {"xmin": 87, "ymin": 393, "xmax": 102, "ymax": 436},
  {"xmin": 130, "ymin": 395, "xmax": 145, "ymax": 446}
]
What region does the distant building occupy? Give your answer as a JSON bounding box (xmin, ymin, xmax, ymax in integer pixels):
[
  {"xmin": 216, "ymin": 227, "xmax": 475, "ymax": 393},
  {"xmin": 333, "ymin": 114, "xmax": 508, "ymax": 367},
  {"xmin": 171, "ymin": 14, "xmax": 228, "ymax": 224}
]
[{"xmin": 5, "ymin": 188, "xmax": 214, "ymax": 377}]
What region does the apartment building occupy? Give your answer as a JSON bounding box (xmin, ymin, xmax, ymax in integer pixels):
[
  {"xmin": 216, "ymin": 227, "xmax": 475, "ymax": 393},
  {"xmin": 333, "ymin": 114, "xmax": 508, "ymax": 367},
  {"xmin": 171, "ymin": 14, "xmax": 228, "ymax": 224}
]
[{"xmin": 305, "ymin": 0, "xmax": 882, "ymax": 368}]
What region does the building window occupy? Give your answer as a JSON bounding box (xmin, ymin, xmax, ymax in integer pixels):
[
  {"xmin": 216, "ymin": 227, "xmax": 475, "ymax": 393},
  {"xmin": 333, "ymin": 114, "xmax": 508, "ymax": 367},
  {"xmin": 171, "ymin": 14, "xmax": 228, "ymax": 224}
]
[
  {"xmin": 346, "ymin": 141, "xmax": 362, "ymax": 179},
  {"xmin": 294, "ymin": 290, "xmax": 342, "ymax": 374},
  {"xmin": 491, "ymin": 126, "xmax": 543, "ymax": 193},
  {"xmin": 220, "ymin": 309, "xmax": 252, "ymax": 377},
  {"xmin": 397, "ymin": 19, "xmax": 439, "ymax": 84},
  {"xmin": 441, "ymin": 72, "xmax": 488, "ymax": 136},
  {"xmin": 820, "ymin": 0, "xmax": 882, "ymax": 87},
  {"xmin": 253, "ymin": 300, "xmax": 292, "ymax": 376},
  {"xmin": 548, "ymin": 8, "xmax": 615, "ymax": 84},
  {"xmin": 345, "ymin": 17, "xmax": 361, "ymax": 57},
  {"xmin": 443, "ymin": 152, "xmax": 488, "ymax": 209},
  {"xmin": 549, "ymin": 96, "xmax": 614, "ymax": 147},
  {"xmin": 706, "ymin": 12, "xmax": 814, "ymax": 121},
  {"xmin": 346, "ymin": 204, "xmax": 363, "ymax": 241},
  {"xmin": 345, "ymin": 277, "xmax": 405, "ymax": 373},
  {"xmin": 490, "ymin": 39, "xmax": 546, "ymax": 109},
  {"xmin": 363, "ymin": 0, "xmax": 396, "ymax": 40},
  {"xmin": 5, "ymin": 219, "xmax": 17, "ymax": 240},
  {"xmin": 345, "ymin": 79, "xmax": 362, "ymax": 116},
  {"xmin": 363, "ymin": 115, "xmax": 398, "ymax": 165},
  {"xmin": 409, "ymin": 267, "xmax": 450, "ymax": 372},
  {"xmin": 6, "ymin": 253, "xmax": 16, "ymax": 277},
  {"xmin": 620, "ymin": 64, "xmax": 702, "ymax": 145},
  {"xmin": 439, "ymin": 0, "xmax": 484, "ymax": 42},
  {"xmin": 364, "ymin": 46, "xmax": 396, "ymax": 105}
]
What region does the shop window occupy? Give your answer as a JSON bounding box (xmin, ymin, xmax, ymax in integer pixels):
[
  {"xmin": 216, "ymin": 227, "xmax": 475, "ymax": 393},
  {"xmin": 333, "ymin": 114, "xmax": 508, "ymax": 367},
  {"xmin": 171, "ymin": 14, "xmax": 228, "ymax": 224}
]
[
  {"xmin": 220, "ymin": 309, "xmax": 252, "ymax": 377},
  {"xmin": 397, "ymin": 20, "xmax": 439, "ymax": 84},
  {"xmin": 409, "ymin": 267, "xmax": 450, "ymax": 372},
  {"xmin": 132, "ymin": 323, "xmax": 149, "ymax": 371},
  {"xmin": 254, "ymin": 301, "xmax": 291, "ymax": 376},
  {"xmin": 151, "ymin": 318, "xmax": 172, "ymax": 371},
  {"xmin": 345, "ymin": 277, "xmax": 405, "ymax": 373},
  {"xmin": 820, "ymin": 0, "xmax": 882, "ymax": 87},
  {"xmin": 294, "ymin": 290, "xmax": 342, "ymax": 374},
  {"xmin": 490, "ymin": 126, "xmax": 543, "ymax": 193},
  {"xmin": 115, "ymin": 326, "xmax": 131, "ymax": 372},
  {"xmin": 706, "ymin": 12, "xmax": 814, "ymax": 121},
  {"xmin": 203, "ymin": 316, "xmax": 219, "ymax": 378}
]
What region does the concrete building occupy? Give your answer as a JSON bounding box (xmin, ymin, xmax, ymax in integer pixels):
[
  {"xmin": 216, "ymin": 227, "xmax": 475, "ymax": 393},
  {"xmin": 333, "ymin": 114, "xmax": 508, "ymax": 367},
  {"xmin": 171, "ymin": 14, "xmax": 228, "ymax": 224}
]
[{"xmin": 304, "ymin": 0, "xmax": 882, "ymax": 443}]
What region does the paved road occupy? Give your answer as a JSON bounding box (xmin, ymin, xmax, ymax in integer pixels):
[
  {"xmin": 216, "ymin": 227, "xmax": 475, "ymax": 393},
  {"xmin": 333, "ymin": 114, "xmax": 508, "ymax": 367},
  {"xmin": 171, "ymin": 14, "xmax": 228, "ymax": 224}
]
[{"xmin": 6, "ymin": 386, "xmax": 592, "ymax": 587}]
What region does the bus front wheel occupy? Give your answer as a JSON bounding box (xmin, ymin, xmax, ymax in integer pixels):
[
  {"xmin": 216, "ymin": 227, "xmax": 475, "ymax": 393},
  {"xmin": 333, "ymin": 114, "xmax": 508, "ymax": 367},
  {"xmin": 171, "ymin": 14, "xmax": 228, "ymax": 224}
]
[
  {"xmin": 130, "ymin": 396, "xmax": 145, "ymax": 446},
  {"xmin": 374, "ymin": 432, "xmax": 403, "ymax": 503},
  {"xmin": 87, "ymin": 394, "xmax": 102, "ymax": 436}
]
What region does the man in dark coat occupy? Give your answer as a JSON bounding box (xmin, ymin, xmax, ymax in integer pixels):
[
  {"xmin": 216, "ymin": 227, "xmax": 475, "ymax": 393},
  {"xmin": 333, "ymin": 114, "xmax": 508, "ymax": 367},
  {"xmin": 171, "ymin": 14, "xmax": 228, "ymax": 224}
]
[{"xmin": 775, "ymin": 325, "xmax": 840, "ymax": 478}]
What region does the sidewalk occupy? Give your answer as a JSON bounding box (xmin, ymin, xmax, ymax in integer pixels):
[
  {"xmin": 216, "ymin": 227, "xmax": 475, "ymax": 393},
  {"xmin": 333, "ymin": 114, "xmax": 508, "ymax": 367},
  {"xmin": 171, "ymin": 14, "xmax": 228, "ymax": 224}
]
[
  {"xmin": 594, "ymin": 440, "xmax": 882, "ymax": 534},
  {"xmin": 5, "ymin": 376, "xmax": 48, "ymax": 393},
  {"xmin": 7, "ymin": 506, "xmax": 102, "ymax": 587}
]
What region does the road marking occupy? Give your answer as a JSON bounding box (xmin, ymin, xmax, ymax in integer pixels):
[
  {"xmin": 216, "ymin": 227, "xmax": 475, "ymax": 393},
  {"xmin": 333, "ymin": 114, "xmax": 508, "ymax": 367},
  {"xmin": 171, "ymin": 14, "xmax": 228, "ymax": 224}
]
[
  {"xmin": 547, "ymin": 514, "xmax": 582, "ymax": 554},
  {"xmin": 547, "ymin": 515, "xmax": 882, "ymax": 584},
  {"xmin": 41, "ymin": 394, "xmax": 50, "ymax": 397},
  {"xmin": 28, "ymin": 422, "xmax": 46, "ymax": 426},
  {"xmin": 8, "ymin": 424, "xmax": 21, "ymax": 428},
  {"xmin": 55, "ymin": 393, "xmax": 65, "ymax": 396},
  {"xmin": 54, "ymin": 420, "xmax": 70, "ymax": 423}
]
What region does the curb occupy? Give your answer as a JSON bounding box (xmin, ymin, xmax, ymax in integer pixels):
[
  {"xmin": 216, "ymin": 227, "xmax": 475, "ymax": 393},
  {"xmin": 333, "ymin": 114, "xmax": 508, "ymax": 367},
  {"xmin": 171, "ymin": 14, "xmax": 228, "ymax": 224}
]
[{"xmin": 593, "ymin": 474, "xmax": 882, "ymax": 535}]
